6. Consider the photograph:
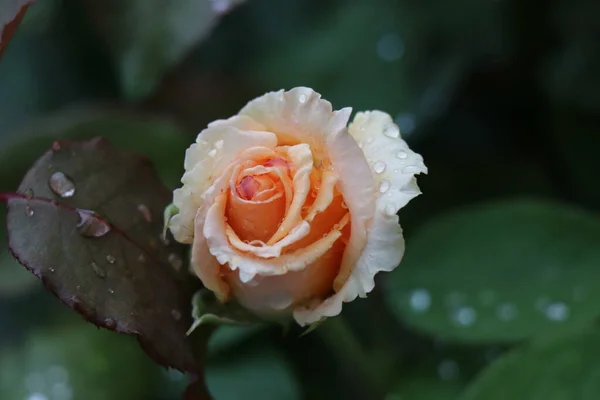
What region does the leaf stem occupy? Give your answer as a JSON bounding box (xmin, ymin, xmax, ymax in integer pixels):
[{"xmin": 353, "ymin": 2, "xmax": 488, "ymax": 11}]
[{"xmin": 318, "ymin": 316, "xmax": 388, "ymax": 399}]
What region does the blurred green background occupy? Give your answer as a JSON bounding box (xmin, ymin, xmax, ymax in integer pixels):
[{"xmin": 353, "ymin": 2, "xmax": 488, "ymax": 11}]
[{"xmin": 1, "ymin": 0, "xmax": 600, "ymax": 399}]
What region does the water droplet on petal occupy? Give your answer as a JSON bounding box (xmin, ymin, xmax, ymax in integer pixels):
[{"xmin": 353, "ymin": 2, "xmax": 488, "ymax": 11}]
[
  {"xmin": 395, "ymin": 150, "xmax": 408, "ymax": 159},
  {"xmin": 24, "ymin": 188, "xmax": 34, "ymax": 199},
  {"xmin": 544, "ymin": 302, "xmax": 569, "ymax": 321},
  {"xmin": 409, "ymin": 288, "xmax": 431, "ymax": 312},
  {"xmin": 437, "ymin": 359, "xmax": 460, "ymax": 381},
  {"xmin": 171, "ymin": 309, "xmax": 182, "ymax": 321},
  {"xmin": 168, "ymin": 253, "xmax": 183, "ymax": 272},
  {"xmin": 106, "ymin": 254, "xmax": 116, "ymax": 264},
  {"xmin": 383, "ymin": 123, "xmax": 400, "ymax": 138},
  {"xmin": 137, "ymin": 204, "xmax": 152, "ymax": 222},
  {"xmin": 91, "ymin": 262, "xmax": 106, "ymax": 279},
  {"xmin": 384, "ymin": 204, "xmax": 397, "ymax": 216},
  {"xmin": 373, "ymin": 161, "xmax": 386, "ymax": 174},
  {"xmin": 452, "ymin": 306, "xmax": 477, "ymax": 326},
  {"xmin": 77, "ymin": 209, "xmax": 111, "ymax": 238},
  {"xmin": 341, "ymin": 201, "xmax": 348, "ymax": 210},
  {"xmin": 208, "ymin": 149, "xmax": 217, "ymax": 157},
  {"xmin": 49, "ymin": 172, "xmax": 76, "ymax": 198},
  {"xmin": 378, "ymin": 180, "xmax": 390, "ymax": 193},
  {"xmin": 104, "ymin": 318, "xmax": 116, "ymax": 328},
  {"xmin": 298, "ymin": 94, "xmax": 307, "ymax": 103},
  {"xmin": 214, "ymin": 140, "xmax": 224, "ymax": 150},
  {"xmin": 25, "ymin": 206, "xmax": 34, "ymax": 217},
  {"xmin": 496, "ymin": 302, "xmax": 518, "ymax": 321}
]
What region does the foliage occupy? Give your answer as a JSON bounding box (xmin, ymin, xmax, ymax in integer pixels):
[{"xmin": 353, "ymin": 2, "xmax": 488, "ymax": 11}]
[{"xmin": 1, "ymin": 0, "xmax": 599, "ymax": 399}]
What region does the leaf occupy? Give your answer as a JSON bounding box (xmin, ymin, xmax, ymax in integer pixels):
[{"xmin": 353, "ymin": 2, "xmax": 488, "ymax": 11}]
[
  {"xmin": 205, "ymin": 346, "xmax": 302, "ymax": 400},
  {"xmin": 459, "ymin": 330, "xmax": 600, "ymax": 400},
  {"xmin": 385, "ymin": 199, "xmax": 600, "ymax": 343},
  {"xmin": 0, "ymin": 108, "xmax": 188, "ymax": 296},
  {"xmin": 0, "ymin": 0, "xmax": 33, "ymax": 58},
  {"xmin": 82, "ymin": 0, "xmax": 247, "ymax": 100},
  {"xmin": 0, "ymin": 316, "xmax": 159, "ymax": 400},
  {"xmin": 188, "ymin": 290, "xmax": 261, "ymax": 335},
  {"xmin": 5, "ymin": 138, "xmax": 201, "ymax": 373}
]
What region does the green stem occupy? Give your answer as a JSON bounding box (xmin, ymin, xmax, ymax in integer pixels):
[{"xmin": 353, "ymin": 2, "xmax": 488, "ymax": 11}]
[{"xmin": 318, "ymin": 316, "xmax": 388, "ymax": 398}]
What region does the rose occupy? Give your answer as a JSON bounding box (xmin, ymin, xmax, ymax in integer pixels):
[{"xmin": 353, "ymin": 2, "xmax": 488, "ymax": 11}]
[{"xmin": 168, "ymin": 87, "xmax": 426, "ymax": 326}]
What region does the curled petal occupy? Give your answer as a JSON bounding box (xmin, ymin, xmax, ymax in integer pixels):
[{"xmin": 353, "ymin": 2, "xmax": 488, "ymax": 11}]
[{"xmin": 170, "ymin": 121, "xmax": 277, "ymax": 243}]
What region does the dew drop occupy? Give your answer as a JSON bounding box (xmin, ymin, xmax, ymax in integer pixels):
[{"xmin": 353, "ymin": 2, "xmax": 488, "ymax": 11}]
[
  {"xmin": 168, "ymin": 253, "xmax": 183, "ymax": 272},
  {"xmin": 104, "ymin": 318, "xmax": 116, "ymax": 328},
  {"xmin": 214, "ymin": 140, "xmax": 224, "ymax": 150},
  {"xmin": 298, "ymin": 93, "xmax": 307, "ymax": 103},
  {"xmin": 24, "ymin": 188, "xmax": 34, "ymax": 199},
  {"xmin": 106, "ymin": 254, "xmax": 116, "ymax": 264},
  {"xmin": 409, "ymin": 288, "xmax": 431, "ymax": 313},
  {"xmin": 76, "ymin": 209, "xmax": 110, "ymax": 238},
  {"xmin": 395, "ymin": 150, "xmax": 408, "ymax": 159},
  {"xmin": 452, "ymin": 306, "xmax": 477, "ymax": 327},
  {"xmin": 49, "ymin": 172, "xmax": 76, "ymax": 198},
  {"xmin": 91, "ymin": 262, "xmax": 106, "ymax": 279},
  {"xmin": 107, "ymin": 288, "xmax": 115, "ymax": 295},
  {"xmin": 384, "ymin": 204, "xmax": 397, "ymax": 216},
  {"xmin": 208, "ymin": 149, "xmax": 217, "ymax": 157},
  {"xmin": 52, "ymin": 141, "xmax": 61, "ymax": 151},
  {"xmin": 383, "ymin": 123, "xmax": 400, "ymax": 138},
  {"xmin": 48, "ymin": 267, "xmax": 55, "ymax": 273},
  {"xmin": 496, "ymin": 302, "xmax": 518, "ymax": 321},
  {"xmin": 341, "ymin": 201, "xmax": 348, "ymax": 209},
  {"xmin": 544, "ymin": 302, "xmax": 569, "ymax": 322},
  {"xmin": 25, "ymin": 206, "xmax": 34, "ymax": 217},
  {"xmin": 137, "ymin": 204, "xmax": 152, "ymax": 222},
  {"xmin": 171, "ymin": 309, "xmax": 182, "ymax": 321},
  {"xmin": 373, "ymin": 161, "xmax": 386, "ymax": 174},
  {"xmin": 378, "ymin": 180, "xmax": 390, "ymax": 193},
  {"xmin": 438, "ymin": 359, "xmax": 460, "ymax": 381}
]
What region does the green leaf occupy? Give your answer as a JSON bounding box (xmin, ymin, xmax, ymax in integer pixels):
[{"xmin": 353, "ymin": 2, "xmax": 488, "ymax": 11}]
[
  {"xmin": 0, "ymin": 0, "xmax": 33, "ymax": 58},
  {"xmin": 5, "ymin": 138, "xmax": 200, "ymax": 372},
  {"xmin": 188, "ymin": 290, "xmax": 261, "ymax": 335},
  {"xmin": 459, "ymin": 330, "xmax": 600, "ymax": 400},
  {"xmin": 0, "ymin": 318, "xmax": 159, "ymax": 400},
  {"xmin": 82, "ymin": 0, "xmax": 247, "ymax": 100},
  {"xmin": 385, "ymin": 199, "xmax": 600, "ymax": 343},
  {"xmin": 206, "ymin": 346, "xmax": 301, "ymax": 400}
]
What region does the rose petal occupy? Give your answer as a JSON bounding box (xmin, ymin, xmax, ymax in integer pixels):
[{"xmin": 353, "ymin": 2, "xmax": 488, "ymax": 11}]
[
  {"xmin": 170, "ymin": 121, "xmax": 277, "ymax": 243},
  {"xmin": 294, "ymin": 111, "xmax": 427, "ymax": 326}
]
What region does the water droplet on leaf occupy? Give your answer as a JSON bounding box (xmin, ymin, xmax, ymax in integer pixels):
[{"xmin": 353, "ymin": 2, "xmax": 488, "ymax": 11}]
[
  {"xmin": 137, "ymin": 204, "xmax": 152, "ymax": 222},
  {"xmin": 452, "ymin": 306, "xmax": 477, "ymax": 326},
  {"xmin": 409, "ymin": 288, "xmax": 431, "ymax": 312},
  {"xmin": 106, "ymin": 255, "xmax": 116, "ymax": 264},
  {"xmin": 49, "ymin": 172, "xmax": 76, "ymax": 198},
  {"xmin": 171, "ymin": 309, "xmax": 182, "ymax": 321},
  {"xmin": 48, "ymin": 267, "xmax": 55, "ymax": 273},
  {"xmin": 544, "ymin": 302, "xmax": 569, "ymax": 321},
  {"xmin": 76, "ymin": 209, "xmax": 110, "ymax": 238},
  {"xmin": 373, "ymin": 161, "xmax": 386, "ymax": 174},
  {"xmin": 91, "ymin": 262, "xmax": 106, "ymax": 279},
  {"xmin": 168, "ymin": 253, "xmax": 183, "ymax": 272}
]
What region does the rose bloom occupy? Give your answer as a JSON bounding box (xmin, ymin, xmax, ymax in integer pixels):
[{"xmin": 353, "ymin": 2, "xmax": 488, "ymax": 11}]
[{"xmin": 168, "ymin": 87, "xmax": 426, "ymax": 326}]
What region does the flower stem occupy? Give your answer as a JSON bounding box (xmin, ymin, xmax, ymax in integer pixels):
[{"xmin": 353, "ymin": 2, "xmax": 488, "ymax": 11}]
[{"xmin": 318, "ymin": 316, "xmax": 388, "ymax": 398}]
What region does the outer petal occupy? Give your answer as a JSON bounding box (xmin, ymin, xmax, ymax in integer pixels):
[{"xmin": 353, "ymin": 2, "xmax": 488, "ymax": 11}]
[
  {"xmin": 169, "ymin": 117, "xmax": 277, "ymax": 243},
  {"xmin": 294, "ymin": 111, "xmax": 427, "ymax": 326},
  {"xmin": 240, "ymin": 87, "xmax": 352, "ymax": 162}
]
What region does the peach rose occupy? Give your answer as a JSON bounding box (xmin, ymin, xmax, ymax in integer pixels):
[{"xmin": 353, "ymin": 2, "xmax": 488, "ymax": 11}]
[{"xmin": 168, "ymin": 87, "xmax": 426, "ymax": 326}]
